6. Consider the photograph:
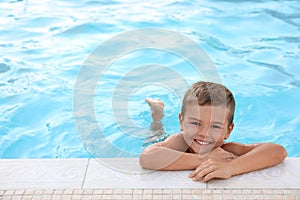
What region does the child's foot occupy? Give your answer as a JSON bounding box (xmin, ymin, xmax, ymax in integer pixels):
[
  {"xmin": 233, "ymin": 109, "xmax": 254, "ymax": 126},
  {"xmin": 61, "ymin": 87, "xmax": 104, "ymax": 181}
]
[{"xmin": 145, "ymin": 98, "xmax": 164, "ymax": 122}]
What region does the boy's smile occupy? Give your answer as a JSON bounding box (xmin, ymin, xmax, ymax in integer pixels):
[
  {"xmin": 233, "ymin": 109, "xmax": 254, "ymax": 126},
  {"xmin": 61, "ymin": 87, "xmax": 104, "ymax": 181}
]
[{"xmin": 179, "ymin": 104, "xmax": 233, "ymax": 155}]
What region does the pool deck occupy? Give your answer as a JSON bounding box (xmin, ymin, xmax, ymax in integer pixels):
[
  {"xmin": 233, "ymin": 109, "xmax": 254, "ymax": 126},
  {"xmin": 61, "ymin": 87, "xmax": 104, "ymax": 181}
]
[{"xmin": 0, "ymin": 158, "xmax": 299, "ymax": 199}]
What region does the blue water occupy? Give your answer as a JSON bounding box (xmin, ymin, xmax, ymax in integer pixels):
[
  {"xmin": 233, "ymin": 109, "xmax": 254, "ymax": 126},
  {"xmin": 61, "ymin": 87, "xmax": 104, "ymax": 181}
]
[{"xmin": 0, "ymin": 0, "xmax": 299, "ymax": 158}]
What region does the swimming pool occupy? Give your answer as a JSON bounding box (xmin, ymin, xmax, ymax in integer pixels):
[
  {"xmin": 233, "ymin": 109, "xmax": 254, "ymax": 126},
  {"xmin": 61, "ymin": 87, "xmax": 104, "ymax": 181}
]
[{"xmin": 0, "ymin": 0, "xmax": 299, "ymax": 158}]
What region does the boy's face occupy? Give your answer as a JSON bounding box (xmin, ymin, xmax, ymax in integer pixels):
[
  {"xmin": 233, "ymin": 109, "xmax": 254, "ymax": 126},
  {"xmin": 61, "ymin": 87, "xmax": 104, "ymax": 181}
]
[{"xmin": 179, "ymin": 104, "xmax": 234, "ymax": 155}]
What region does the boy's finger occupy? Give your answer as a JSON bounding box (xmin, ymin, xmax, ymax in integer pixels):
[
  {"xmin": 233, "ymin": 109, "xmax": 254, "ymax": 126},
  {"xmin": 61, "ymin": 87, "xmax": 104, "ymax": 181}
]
[
  {"xmin": 189, "ymin": 165, "xmax": 203, "ymax": 178},
  {"xmin": 201, "ymin": 172, "xmax": 215, "ymax": 183},
  {"xmin": 190, "ymin": 159, "xmax": 215, "ymax": 178},
  {"xmin": 189, "ymin": 168, "xmax": 200, "ymax": 178},
  {"xmin": 192, "ymin": 167, "xmax": 214, "ymax": 181}
]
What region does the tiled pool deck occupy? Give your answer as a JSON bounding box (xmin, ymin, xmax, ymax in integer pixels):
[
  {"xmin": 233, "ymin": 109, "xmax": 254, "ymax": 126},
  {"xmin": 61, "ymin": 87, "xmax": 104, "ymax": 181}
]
[{"xmin": 0, "ymin": 158, "xmax": 299, "ymax": 199}]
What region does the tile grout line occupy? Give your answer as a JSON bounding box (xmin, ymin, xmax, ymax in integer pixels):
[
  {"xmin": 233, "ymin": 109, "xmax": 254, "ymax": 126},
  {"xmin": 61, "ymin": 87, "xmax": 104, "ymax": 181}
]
[{"xmin": 81, "ymin": 158, "xmax": 91, "ymax": 189}]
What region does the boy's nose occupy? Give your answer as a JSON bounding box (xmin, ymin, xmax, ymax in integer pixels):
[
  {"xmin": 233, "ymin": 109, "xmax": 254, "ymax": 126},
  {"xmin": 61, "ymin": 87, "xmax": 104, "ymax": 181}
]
[{"xmin": 196, "ymin": 127, "xmax": 210, "ymax": 138}]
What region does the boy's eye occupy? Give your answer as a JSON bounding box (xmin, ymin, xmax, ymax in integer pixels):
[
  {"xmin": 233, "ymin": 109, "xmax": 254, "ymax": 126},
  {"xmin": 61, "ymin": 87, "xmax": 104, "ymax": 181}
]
[
  {"xmin": 190, "ymin": 122, "xmax": 200, "ymax": 126},
  {"xmin": 211, "ymin": 125, "xmax": 222, "ymax": 129}
]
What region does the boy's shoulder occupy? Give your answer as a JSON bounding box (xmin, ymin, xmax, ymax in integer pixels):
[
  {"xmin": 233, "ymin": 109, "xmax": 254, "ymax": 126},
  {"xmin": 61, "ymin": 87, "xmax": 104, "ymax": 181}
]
[
  {"xmin": 161, "ymin": 132, "xmax": 189, "ymax": 152},
  {"xmin": 167, "ymin": 132, "xmax": 184, "ymax": 139}
]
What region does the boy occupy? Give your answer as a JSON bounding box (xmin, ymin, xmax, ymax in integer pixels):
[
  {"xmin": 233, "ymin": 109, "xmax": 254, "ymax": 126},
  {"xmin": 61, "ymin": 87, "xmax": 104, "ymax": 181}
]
[{"xmin": 139, "ymin": 81, "xmax": 287, "ymax": 183}]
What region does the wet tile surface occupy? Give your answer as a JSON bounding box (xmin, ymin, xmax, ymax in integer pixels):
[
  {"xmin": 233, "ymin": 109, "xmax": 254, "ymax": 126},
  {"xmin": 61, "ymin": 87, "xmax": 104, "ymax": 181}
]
[
  {"xmin": 207, "ymin": 158, "xmax": 300, "ymax": 189},
  {"xmin": 0, "ymin": 159, "xmax": 88, "ymax": 189},
  {"xmin": 83, "ymin": 158, "xmax": 206, "ymax": 189},
  {"xmin": 0, "ymin": 158, "xmax": 299, "ymax": 190}
]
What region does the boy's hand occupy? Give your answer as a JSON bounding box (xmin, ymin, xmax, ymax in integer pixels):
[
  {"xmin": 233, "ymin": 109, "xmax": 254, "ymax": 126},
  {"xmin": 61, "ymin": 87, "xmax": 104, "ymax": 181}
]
[
  {"xmin": 188, "ymin": 159, "xmax": 234, "ymax": 182},
  {"xmin": 206, "ymin": 147, "xmax": 237, "ymax": 161}
]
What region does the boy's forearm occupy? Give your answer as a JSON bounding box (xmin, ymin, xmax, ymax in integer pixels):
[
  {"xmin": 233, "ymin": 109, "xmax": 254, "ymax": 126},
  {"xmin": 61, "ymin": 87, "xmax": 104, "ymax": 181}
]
[
  {"xmin": 139, "ymin": 147, "xmax": 204, "ymax": 170},
  {"xmin": 229, "ymin": 143, "xmax": 287, "ymax": 176}
]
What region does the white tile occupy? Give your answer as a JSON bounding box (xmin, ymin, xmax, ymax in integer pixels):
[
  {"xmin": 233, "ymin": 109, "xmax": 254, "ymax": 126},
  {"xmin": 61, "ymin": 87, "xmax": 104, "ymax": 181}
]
[
  {"xmin": 207, "ymin": 158, "xmax": 300, "ymax": 189},
  {"xmin": 83, "ymin": 158, "xmax": 206, "ymax": 189},
  {"xmin": 0, "ymin": 159, "xmax": 88, "ymax": 189},
  {"xmin": 1, "ymin": 158, "xmax": 299, "ymax": 190}
]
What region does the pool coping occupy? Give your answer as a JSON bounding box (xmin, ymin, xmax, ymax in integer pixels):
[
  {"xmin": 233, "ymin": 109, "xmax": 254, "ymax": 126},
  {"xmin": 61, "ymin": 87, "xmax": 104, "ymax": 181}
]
[
  {"xmin": 0, "ymin": 158, "xmax": 299, "ymax": 190},
  {"xmin": 1, "ymin": 158, "xmax": 300, "ymax": 199}
]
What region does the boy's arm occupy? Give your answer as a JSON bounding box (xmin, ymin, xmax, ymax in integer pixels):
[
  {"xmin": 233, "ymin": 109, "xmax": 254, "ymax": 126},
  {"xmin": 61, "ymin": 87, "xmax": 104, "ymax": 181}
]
[
  {"xmin": 139, "ymin": 134, "xmax": 235, "ymax": 170},
  {"xmin": 189, "ymin": 142, "xmax": 287, "ymax": 182},
  {"xmin": 139, "ymin": 134, "xmax": 201, "ymax": 170},
  {"xmin": 222, "ymin": 142, "xmax": 287, "ymax": 176}
]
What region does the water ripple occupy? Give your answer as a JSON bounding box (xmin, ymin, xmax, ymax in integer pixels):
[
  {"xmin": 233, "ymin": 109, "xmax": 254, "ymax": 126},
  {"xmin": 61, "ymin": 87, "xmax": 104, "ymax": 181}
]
[
  {"xmin": 265, "ymin": 9, "xmax": 300, "ymax": 28},
  {"xmin": 259, "ymin": 35, "xmax": 300, "ymax": 43},
  {"xmin": 0, "ymin": 63, "xmax": 11, "ymax": 73},
  {"xmin": 290, "ymin": 80, "xmax": 300, "ymax": 88},
  {"xmin": 246, "ymin": 59, "xmax": 294, "ymax": 78},
  {"xmin": 195, "ymin": 32, "xmax": 252, "ymax": 58},
  {"xmin": 57, "ymin": 22, "xmax": 119, "ymax": 37}
]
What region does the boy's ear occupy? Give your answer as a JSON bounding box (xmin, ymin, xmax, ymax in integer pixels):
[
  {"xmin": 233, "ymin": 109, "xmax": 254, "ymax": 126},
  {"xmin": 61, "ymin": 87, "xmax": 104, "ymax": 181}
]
[
  {"xmin": 224, "ymin": 123, "xmax": 234, "ymax": 140},
  {"xmin": 179, "ymin": 113, "xmax": 183, "ymax": 131}
]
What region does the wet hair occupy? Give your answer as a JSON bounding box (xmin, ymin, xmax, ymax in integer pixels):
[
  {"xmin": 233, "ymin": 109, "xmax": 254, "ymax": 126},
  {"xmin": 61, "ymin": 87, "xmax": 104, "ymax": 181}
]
[{"xmin": 181, "ymin": 81, "xmax": 235, "ymax": 126}]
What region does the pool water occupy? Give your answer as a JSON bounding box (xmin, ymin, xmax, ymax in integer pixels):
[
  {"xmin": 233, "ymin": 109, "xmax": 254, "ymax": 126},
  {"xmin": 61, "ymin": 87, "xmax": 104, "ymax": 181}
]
[{"xmin": 0, "ymin": 0, "xmax": 299, "ymax": 158}]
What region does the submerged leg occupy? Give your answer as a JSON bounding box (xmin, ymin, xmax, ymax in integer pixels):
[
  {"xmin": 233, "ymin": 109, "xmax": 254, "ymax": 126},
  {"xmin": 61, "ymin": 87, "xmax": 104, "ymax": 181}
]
[
  {"xmin": 145, "ymin": 98, "xmax": 164, "ymax": 129},
  {"xmin": 143, "ymin": 98, "xmax": 168, "ymax": 146}
]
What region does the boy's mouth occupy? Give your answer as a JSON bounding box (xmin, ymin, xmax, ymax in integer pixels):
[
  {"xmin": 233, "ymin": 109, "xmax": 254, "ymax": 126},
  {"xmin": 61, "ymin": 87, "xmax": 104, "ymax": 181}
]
[{"xmin": 194, "ymin": 139, "xmax": 212, "ymax": 145}]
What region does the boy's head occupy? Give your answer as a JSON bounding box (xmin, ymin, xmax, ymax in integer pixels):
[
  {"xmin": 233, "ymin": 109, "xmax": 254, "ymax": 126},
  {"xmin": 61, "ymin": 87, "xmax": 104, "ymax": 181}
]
[
  {"xmin": 179, "ymin": 81, "xmax": 236, "ymax": 154},
  {"xmin": 181, "ymin": 81, "xmax": 235, "ymax": 126}
]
